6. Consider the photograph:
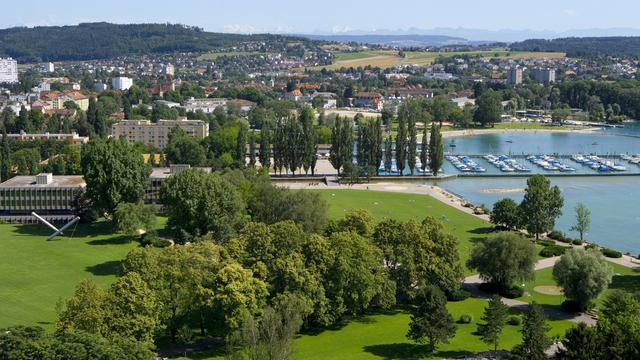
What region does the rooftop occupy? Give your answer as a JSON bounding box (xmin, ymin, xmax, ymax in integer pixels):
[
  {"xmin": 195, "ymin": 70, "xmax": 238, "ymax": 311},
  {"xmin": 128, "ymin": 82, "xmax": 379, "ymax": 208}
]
[
  {"xmin": 0, "ymin": 175, "xmax": 85, "ymax": 188},
  {"xmin": 150, "ymin": 166, "xmax": 212, "ymax": 179}
]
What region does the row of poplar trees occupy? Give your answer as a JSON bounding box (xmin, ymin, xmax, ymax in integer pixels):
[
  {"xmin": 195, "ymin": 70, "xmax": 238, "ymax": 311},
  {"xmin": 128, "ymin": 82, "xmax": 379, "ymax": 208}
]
[
  {"xmin": 330, "ymin": 100, "xmax": 445, "ymax": 177},
  {"xmin": 254, "ymin": 106, "xmax": 317, "ymax": 175}
]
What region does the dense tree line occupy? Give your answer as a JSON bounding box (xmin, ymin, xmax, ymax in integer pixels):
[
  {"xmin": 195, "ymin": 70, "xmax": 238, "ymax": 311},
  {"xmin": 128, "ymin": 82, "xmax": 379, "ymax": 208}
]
[
  {"xmin": 0, "ymin": 22, "xmax": 294, "ymax": 62},
  {"xmin": 510, "ymin": 36, "xmax": 640, "ymax": 58}
]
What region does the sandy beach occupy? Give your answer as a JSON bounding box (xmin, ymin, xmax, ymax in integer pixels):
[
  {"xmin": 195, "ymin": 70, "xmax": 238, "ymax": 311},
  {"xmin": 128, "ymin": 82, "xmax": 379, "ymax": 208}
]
[{"xmin": 441, "ymin": 127, "xmax": 598, "ymax": 139}]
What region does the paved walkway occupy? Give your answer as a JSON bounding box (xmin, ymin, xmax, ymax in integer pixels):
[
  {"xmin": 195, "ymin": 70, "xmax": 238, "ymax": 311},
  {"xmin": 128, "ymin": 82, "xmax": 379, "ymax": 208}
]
[{"xmin": 462, "ymin": 256, "xmax": 597, "ymax": 325}]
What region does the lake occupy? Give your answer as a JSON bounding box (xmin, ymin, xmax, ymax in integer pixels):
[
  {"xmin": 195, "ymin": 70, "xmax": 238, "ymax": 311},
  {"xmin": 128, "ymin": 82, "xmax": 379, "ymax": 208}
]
[{"xmin": 437, "ymin": 123, "xmax": 640, "ymax": 255}]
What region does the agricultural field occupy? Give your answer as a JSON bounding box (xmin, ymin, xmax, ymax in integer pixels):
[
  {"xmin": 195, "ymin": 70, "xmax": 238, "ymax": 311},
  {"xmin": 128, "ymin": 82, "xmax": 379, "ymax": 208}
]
[{"xmin": 319, "ymin": 49, "xmax": 565, "ymax": 70}]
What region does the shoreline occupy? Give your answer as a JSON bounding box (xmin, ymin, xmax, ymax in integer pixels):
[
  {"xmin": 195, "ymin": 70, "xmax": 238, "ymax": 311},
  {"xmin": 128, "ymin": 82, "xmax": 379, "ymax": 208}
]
[
  {"xmin": 282, "ymin": 180, "xmax": 640, "ymax": 268},
  {"xmin": 441, "ymin": 127, "xmax": 598, "ymax": 139}
]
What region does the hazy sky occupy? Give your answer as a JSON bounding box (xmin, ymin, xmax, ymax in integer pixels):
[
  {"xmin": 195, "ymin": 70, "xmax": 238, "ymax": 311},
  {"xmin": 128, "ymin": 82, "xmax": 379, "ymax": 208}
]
[{"xmin": 1, "ymin": 0, "xmax": 637, "ymax": 33}]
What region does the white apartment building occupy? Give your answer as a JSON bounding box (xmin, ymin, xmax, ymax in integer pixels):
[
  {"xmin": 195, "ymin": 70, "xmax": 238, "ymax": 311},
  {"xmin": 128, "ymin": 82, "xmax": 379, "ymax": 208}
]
[
  {"xmin": 112, "ymin": 76, "xmax": 133, "ymax": 91},
  {"xmin": 0, "ymin": 58, "xmax": 18, "ymax": 84},
  {"xmin": 184, "ymin": 98, "xmax": 228, "ymax": 114}
]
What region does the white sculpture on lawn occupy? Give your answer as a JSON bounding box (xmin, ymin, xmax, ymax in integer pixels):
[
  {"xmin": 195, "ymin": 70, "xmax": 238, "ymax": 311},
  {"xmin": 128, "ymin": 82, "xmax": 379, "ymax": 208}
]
[{"xmin": 31, "ymin": 212, "xmax": 80, "ymax": 240}]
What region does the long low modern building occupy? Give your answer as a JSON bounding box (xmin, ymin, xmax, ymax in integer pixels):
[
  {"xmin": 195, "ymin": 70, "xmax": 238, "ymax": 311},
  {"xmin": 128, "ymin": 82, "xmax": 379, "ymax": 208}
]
[
  {"xmin": 0, "ymin": 173, "xmax": 85, "ymax": 223},
  {"xmin": 0, "ymin": 165, "xmax": 210, "ymax": 223}
]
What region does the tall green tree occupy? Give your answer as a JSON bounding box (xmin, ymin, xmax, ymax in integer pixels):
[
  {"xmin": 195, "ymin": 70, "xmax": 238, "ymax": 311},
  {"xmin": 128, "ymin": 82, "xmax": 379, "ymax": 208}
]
[
  {"xmin": 407, "ymin": 108, "xmax": 417, "ymax": 175},
  {"xmin": 384, "ymin": 134, "xmax": 393, "ymax": 173},
  {"xmin": 406, "ymin": 285, "xmax": 456, "ymax": 353},
  {"xmin": 467, "ymin": 232, "xmax": 536, "ymax": 294},
  {"xmin": 428, "ymin": 123, "xmax": 444, "ymax": 176},
  {"xmin": 160, "ymin": 168, "xmax": 245, "ymax": 242},
  {"xmin": 519, "ymin": 174, "xmax": 564, "ymax": 240},
  {"xmin": 258, "ymin": 124, "xmax": 271, "ymax": 170},
  {"xmin": 300, "ymin": 106, "xmax": 317, "ymax": 175},
  {"xmin": 420, "ymin": 125, "xmax": 428, "ymax": 173},
  {"xmin": 329, "ymin": 117, "xmax": 352, "ymax": 176},
  {"xmin": 395, "ymin": 105, "xmax": 407, "ymax": 175},
  {"xmin": 248, "ymin": 131, "xmax": 257, "ymax": 167},
  {"xmin": 555, "ymin": 323, "xmax": 602, "ymax": 360},
  {"xmin": 570, "ymin": 203, "xmax": 590, "ymax": 241},
  {"xmin": 113, "ymin": 202, "xmax": 156, "ymax": 235},
  {"xmin": 235, "ymin": 124, "xmax": 247, "ymax": 168},
  {"xmin": 81, "ymin": 138, "xmax": 151, "ymax": 215},
  {"xmin": 478, "ymin": 294, "xmax": 509, "ymax": 351},
  {"xmin": 510, "ymin": 302, "xmax": 551, "ymax": 360},
  {"xmin": 552, "ymin": 248, "xmax": 613, "ymax": 310},
  {"xmin": 474, "ymin": 90, "xmax": 503, "ymax": 127},
  {"xmin": 164, "ymin": 128, "xmax": 207, "ymax": 166},
  {"xmin": 491, "ymin": 198, "xmax": 521, "ymax": 230}
]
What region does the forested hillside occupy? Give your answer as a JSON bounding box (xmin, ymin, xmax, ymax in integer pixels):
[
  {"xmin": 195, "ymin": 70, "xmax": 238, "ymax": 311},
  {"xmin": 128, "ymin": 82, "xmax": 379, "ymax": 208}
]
[
  {"xmin": 0, "ymin": 22, "xmax": 293, "ymax": 62},
  {"xmin": 510, "ymin": 37, "xmax": 640, "ymax": 57}
]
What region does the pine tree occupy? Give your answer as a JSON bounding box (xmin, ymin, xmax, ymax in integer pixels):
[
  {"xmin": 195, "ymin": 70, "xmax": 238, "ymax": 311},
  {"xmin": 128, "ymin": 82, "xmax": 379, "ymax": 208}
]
[
  {"xmin": 478, "ymin": 294, "xmax": 509, "ymax": 351},
  {"xmin": 429, "ymin": 123, "xmax": 444, "ymax": 176},
  {"xmin": 511, "ymin": 302, "xmax": 551, "ymax": 360},
  {"xmin": 248, "ymin": 132, "xmax": 257, "ymax": 167},
  {"xmin": 395, "ymin": 106, "xmax": 407, "ymax": 176},
  {"xmin": 17, "ymin": 105, "xmax": 30, "ymax": 132},
  {"xmin": 258, "ymin": 124, "xmax": 270, "ymax": 170},
  {"xmin": 420, "ymin": 124, "xmax": 428, "ymax": 173},
  {"xmin": 407, "ymin": 285, "xmax": 456, "ymax": 352}
]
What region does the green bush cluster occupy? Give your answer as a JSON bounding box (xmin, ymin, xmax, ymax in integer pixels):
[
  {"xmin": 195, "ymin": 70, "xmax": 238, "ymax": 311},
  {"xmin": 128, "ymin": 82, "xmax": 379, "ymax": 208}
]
[
  {"xmin": 601, "ymin": 248, "xmax": 623, "ymax": 258},
  {"xmin": 458, "ymin": 314, "xmax": 473, "ymax": 324},
  {"xmin": 540, "ymin": 245, "xmax": 567, "ymax": 257}
]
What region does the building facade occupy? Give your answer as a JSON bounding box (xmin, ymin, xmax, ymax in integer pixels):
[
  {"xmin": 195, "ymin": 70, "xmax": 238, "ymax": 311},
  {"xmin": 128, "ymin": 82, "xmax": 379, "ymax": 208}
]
[
  {"xmin": 354, "ymin": 92, "xmax": 384, "ymax": 110},
  {"xmin": 111, "ymin": 119, "xmax": 209, "ymax": 149},
  {"xmin": 112, "ymin": 77, "xmax": 133, "ymax": 91},
  {"xmin": 0, "ymin": 173, "xmax": 85, "ymax": 223},
  {"xmin": 0, "ymin": 58, "xmax": 18, "ymax": 84},
  {"xmin": 530, "ymin": 68, "xmax": 556, "ymax": 83},
  {"xmin": 507, "ymin": 67, "xmax": 523, "ymax": 85}
]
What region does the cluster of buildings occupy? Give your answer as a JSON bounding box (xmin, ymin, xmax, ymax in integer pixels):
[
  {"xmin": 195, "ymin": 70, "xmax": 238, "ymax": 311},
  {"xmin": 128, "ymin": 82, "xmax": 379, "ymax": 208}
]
[
  {"xmin": 110, "ymin": 119, "xmax": 209, "ymax": 149},
  {"xmin": 507, "ymin": 67, "xmax": 556, "ymax": 85}
]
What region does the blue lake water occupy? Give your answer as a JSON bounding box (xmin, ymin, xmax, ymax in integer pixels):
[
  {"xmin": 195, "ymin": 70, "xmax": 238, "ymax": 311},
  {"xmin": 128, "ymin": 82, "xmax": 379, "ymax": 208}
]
[{"xmin": 435, "ymin": 123, "xmax": 640, "ymax": 255}]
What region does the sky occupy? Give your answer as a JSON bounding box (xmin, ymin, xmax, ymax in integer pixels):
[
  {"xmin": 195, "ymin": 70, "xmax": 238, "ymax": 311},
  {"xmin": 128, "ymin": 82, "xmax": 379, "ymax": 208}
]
[{"xmin": 1, "ymin": 0, "xmax": 638, "ymax": 35}]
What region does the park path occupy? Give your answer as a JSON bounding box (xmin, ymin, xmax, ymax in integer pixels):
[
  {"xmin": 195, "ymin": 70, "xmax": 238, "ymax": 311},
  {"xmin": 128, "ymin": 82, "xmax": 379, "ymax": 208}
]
[{"xmin": 462, "ymin": 256, "xmax": 598, "ymax": 325}]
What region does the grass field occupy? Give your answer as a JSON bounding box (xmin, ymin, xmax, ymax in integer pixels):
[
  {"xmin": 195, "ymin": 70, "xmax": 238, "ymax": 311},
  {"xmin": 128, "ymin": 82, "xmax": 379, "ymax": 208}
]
[
  {"xmin": 0, "ymin": 219, "xmax": 165, "ymax": 329},
  {"xmin": 314, "ymin": 189, "xmax": 491, "ymax": 269},
  {"xmin": 516, "ymin": 262, "xmax": 640, "ymax": 308},
  {"xmin": 176, "ymin": 297, "xmax": 574, "ymax": 360},
  {"xmin": 320, "ymin": 49, "xmax": 565, "ymax": 70}
]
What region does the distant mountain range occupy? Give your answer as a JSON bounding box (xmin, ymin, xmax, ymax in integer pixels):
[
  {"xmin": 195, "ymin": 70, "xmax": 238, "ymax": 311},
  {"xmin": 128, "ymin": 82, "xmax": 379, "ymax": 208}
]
[
  {"xmin": 300, "ymin": 34, "xmax": 495, "ymax": 47},
  {"xmin": 300, "ymin": 27, "xmax": 640, "ymax": 43}
]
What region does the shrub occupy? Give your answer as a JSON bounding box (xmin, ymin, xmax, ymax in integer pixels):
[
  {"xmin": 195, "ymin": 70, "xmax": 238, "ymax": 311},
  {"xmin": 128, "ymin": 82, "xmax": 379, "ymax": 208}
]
[
  {"xmin": 548, "ymin": 230, "xmax": 565, "ymax": 241},
  {"xmin": 447, "ymin": 288, "xmax": 471, "ymax": 302},
  {"xmin": 540, "ymin": 245, "xmax": 567, "ymax": 257},
  {"xmin": 601, "ymin": 248, "xmax": 623, "ymax": 258},
  {"xmin": 585, "ymin": 243, "xmax": 598, "ymax": 250},
  {"xmin": 458, "ymin": 314, "xmax": 473, "ymax": 324},
  {"xmin": 572, "ymin": 239, "xmax": 584, "ymax": 246},
  {"xmin": 501, "ymin": 285, "xmax": 525, "ymax": 299},
  {"xmin": 507, "ymin": 315, "xmax": 522, "ymax": 326},
  {"xmin": 557, "ymin": 237, "xmax": 572, "ymax": 244},
  {"xmin": 537, "ymin": 239, "xmax": 556, "ymax": 247}
]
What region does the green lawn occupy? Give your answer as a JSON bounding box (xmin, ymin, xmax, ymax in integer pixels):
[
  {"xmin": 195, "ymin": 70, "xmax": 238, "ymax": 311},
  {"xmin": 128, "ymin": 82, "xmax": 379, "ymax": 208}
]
[
  {"xmin": 0, "ymin": 219, "xmax": 164, "ymax": 329},
  {"xmin": 314, "ymin": 189, "xmax": 491, "ymax": 270},
  {"xmin": 516, "ymin": 262, "xmax": 640, "ymax": 308},
  {"xmin": 176, "ymin": 297, "xmax": 573, "ymax": 360}
]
